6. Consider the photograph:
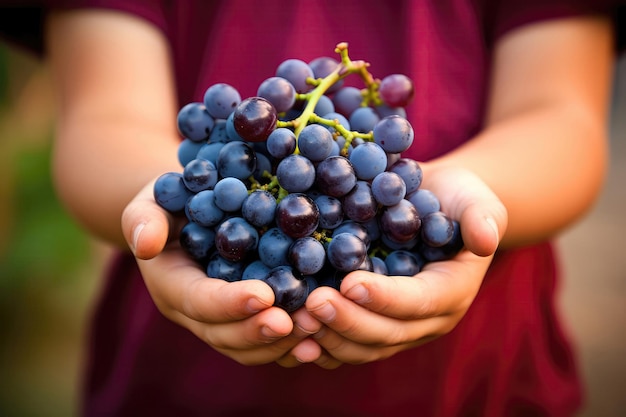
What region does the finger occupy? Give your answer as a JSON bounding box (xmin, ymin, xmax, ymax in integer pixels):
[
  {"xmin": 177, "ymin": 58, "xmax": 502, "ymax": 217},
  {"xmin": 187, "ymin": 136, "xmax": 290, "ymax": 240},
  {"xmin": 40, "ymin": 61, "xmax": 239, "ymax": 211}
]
[
  {"xmin": 273, "ymin": 308, "xmax": 324, "ymax": 367},
  {"xmin": 212, "ymin": 333, "xmax": 307, "ymax": 366},
  {"xmin": 458, "ymin": 199, "xmax": 507, "ymax": 257},
  {"xmin": 339, "ymin": 250, "xmax": 488, "ymax": 320},
  {"xmin": 276, "ymin": 338, "xmax": 323, "ymax": 368},
  {"xmin": 307, "ymin": 286, "xmax": 457, "ymax": 346},
  {"xmin": 121, "ymin": 181, "xmax": 174, "ymax": 259},
  {"xmin": 181, "ymin": 306, "xmax": 294, "ymax": 351},
  {"xmin": 312, "ymin": 326, "xmax": 423, "ymax": 365},
  {"xmin": 421, "ymin": 166, "xmax": 508, "ymax": 257},
  {"xmin": 312, "ymin": 347, "xmax": 344, "ymax": 369},
  {"xmin": 138, "ymin": 249, "xmax": 276, "ymax": 324}
]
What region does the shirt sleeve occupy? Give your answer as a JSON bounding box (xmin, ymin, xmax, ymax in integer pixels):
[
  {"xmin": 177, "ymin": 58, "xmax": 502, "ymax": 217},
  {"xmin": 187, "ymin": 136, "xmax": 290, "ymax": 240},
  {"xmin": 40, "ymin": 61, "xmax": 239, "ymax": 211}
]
[
  {"xmin": 0, "ymin": 0, "xmax": 169, "ymax": 56},
  {"xmin": 482, "ymin": 0, "xmax": 625, "ymax": 50}
]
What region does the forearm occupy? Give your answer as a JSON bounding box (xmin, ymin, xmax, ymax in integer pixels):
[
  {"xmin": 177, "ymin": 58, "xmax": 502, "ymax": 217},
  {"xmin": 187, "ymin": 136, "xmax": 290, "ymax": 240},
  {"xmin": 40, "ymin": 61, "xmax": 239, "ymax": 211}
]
[
  {"xmin": 52, "ymin": 115, "xmax": 181, "ymax": 247},
  {"xmin": 46, "ymin": 9, "xmax": 182, "ymax": 247},
  {"xmin": 425, "ymin": 100, "xmax": 608, "ymax": 249},
  {"xmin": 425, "ymin": 16, "xmax": 614, "ymax": 249}
]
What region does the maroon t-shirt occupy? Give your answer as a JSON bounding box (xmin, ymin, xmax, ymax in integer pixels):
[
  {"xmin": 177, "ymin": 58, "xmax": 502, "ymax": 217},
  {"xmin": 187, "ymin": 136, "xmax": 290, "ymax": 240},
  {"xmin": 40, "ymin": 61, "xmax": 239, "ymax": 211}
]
[{"xmin": 2, "ymin": 1, "xmax": 621, "ymax": 416}]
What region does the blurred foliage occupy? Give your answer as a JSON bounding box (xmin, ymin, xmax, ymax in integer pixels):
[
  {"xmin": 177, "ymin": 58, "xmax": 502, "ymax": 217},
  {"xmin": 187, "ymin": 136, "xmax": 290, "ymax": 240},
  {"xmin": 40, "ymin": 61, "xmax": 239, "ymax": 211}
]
[
  {"xmin": 0, "ymin": 140, "xmax": 92, "ymax": 291},
  {"xmin": 0, "ymin": 45, "xmax": 8, "ymax": 99},
  {"xmin": 0, "ymin": 41, "xmax": 100, "ymax": 417}
]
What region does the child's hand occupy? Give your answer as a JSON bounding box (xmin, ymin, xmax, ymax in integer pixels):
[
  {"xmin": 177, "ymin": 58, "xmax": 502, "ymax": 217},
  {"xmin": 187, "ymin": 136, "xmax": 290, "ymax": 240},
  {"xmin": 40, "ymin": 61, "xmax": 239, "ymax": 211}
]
[
  {"xmin": 121, "ymin": 180, "xmax": 323, "ymax": 366},
  {"xmin": 302, "ymin": 165, "xmax": 507, "ymax": 368}
]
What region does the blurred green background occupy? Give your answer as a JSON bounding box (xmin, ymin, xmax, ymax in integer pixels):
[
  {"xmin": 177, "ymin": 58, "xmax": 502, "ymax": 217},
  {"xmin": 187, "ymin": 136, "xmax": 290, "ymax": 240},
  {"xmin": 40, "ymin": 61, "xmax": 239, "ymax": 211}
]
[
  {"xmin": 0, "ymin": 38, "xmax": 624, "ymax": 417},
  {"xmin": 0, "ymin": 42, "xmax": 106, "ymax": 416}
]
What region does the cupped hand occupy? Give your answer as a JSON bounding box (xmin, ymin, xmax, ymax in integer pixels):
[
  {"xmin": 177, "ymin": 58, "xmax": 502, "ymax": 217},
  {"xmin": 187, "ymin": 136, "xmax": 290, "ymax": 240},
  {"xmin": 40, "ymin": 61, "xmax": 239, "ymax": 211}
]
[
  {"xmin": 121, "ymin": 180, "xmax": 322, "ymax": 366},
  {"xmin": 303, "ymin": 165, "xmax": 508, "ymax": 368}
]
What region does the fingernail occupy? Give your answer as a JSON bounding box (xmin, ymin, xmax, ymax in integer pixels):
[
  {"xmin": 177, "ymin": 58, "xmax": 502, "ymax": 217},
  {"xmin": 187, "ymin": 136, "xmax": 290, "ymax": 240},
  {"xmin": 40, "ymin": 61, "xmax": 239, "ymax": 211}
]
[
  {"xmin": 310, "ymin": 301, "xmax": 336, "ymax": 323},
  {"xmin": 312, "ymin": 326, "xmax": 327, "ymax": 340},
  {"xmin": 344, "ymin": 284, "xmax": 370, "ymax": 305},
  {"xmin": 131, "ymin": 222, "xmax": 146, "ymax": 253},
  {"xmin": 485, "ymin": 217, "xmax": 499, "ymax": 241},
  {"xmin": 261, "ymin": 325, "xmax": 282, "ymax": 341},
  {"xmin": 293, "ymin": 321, "xmax": 317, "ymax": 337},
  {"xmin": 247, "ymin": 297, "xmax": 270, "ymax": 314}
]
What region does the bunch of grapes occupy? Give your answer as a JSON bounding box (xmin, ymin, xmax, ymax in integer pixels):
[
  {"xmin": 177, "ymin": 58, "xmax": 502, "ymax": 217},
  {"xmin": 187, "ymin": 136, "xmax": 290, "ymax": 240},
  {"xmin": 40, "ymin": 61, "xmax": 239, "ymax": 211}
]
[{"xmin": 154, "ymin": 42, "xmax": 463, "ymax": 312}]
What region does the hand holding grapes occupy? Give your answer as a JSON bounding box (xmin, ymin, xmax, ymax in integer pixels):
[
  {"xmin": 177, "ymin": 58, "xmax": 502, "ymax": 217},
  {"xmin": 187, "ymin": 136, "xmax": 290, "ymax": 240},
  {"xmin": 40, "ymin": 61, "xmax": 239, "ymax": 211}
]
[
  {"xmin": 122, "ymin": 180, "xmax": 324, "ymax": 365},
  {"xmin": 301, "ymin": 164, "xmax": 507, "ymax": 368},
  {"xmin": 127, "ymin": 42, "xmax": 509, "ymax": 367}
]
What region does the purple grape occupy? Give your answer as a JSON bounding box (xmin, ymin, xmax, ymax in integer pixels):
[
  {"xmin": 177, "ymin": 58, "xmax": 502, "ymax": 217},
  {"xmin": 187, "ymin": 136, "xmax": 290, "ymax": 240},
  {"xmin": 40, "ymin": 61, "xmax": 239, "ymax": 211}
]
[
  {"xmin": 384, "ymin": 250, "xmax": 423, "ymax": 276},
  {"xmin": 332, "ymin": 86, "xmax": 363, "ymax": 117},
  {"xmin": 375, "ymin": 104, "xmax": 407, "ymax": 119},
  {"xmin": 258, "ymin": 227, "xmax": 294, "ymax": 268},
  {"xmin": 379, "ymin": 74, "xmax": 414, "ymax": 108},
  {"xmin": 252, "ymin": 152, "xmax": 273, "ymax": 181},
  {"xmin": 371, "ymin": 171, "xmax": 406, "ymax": 206},
  {"xmin": 241, "ymin": 190, "xmax": 277, "ymax": 227},
  {"xmin": 203, "ymin": 83, "xmax": 242, "ymax": 120},
  {"xmin": 348, "ymin": 141, "xmax": 388, "ymax": 180},
  {"xmin": 208, "ymin": 119, "xmax": 229, "ymax": 143},
  {"xmin": 298, "ymin": 124, "xmax": 334, "ymax": 162},
  {"xmin": 216, "ymin": 141, "xmax": 257, "ymax": 180},
  {"xmin": 327, "ymin": 232, "xmax": 367, "ymax": 272},
  {"xmin": 381, "ymin": 232, "xmax": 420, "ymax": 251},
  {"xmin": 313, "ymin": 94, "xmax": 335, "ymax": 117},
  {"xmin": 315, "ymin": 156, "xmax": 357, "ymax": 197},
  {"xmin": 355, "ymin": 254, "xmax": 374, "ymax": 272},
  {"xmin": 333, "ymin": 220, "xmax": 371, "ymax": 249},
  {"xmin": 314, "ymin": 195, "xmax": 344, "ymax": 229},
  {"xmin": 206, "ymin": 253, "xmax": 245, "ymax": 282},
  {"xmin": 360, "ymin": 216, "xmax": 381, "ymax": 242},
  {"xmin": 371, "ymin": 256, "xmax": 388, "ymax": 275},
  {"xmin": 196, "ymin": 142, "xmax": 225, "ymax": 168},
  {"xmin": 176, "ymin": 102, "xmax": 215, "ymax": 142},
  {"xmin": 185, "ymin": 190, "xmax": 224, "ymax": 227},
  {"xmin": 314, "ymin": 264, "xmax": 345, "ymax": 291},
  {"xmin": 275, "ymin": 59, "xmax": 314, "ymax": 94},
  {"xmin": 179, "ymin": 221, "xmax": 216, "ymax": 262},
  {"xmin": 257, "ymin": 76, "xmax": 296, "ymax": 113},
  {"xmin": 373, "ymin": 115, "xmax": 414, "ymax": 153},
  {"xmin": 389, "ymin": 158, "xmax": 423, "ymax": 194},
  {"xmin": 342, "ymin": 180, "xmax": 378, "ymax": 223},
  {"xmin": 177, "ymin": 138, "xmax": 205, "ymax": 167},
  {"xmin": 263, "ymin": 265, "xmax": 308, "ymax": 312},
  {"xmin": 214, "ymin": 217, "xmax": 259, "ymax": 262},
  {"xmin": 232, "ymin": 97, "xmax": 278, "ymax": 142},
  {"xmin": 275, "ymin": 193, "xmax": 320, "ymax": 239},
  {"xmin": 288, "ymin": 237, "xmax": 326, "ymax": 275},
  {"xmin": 309, "ymin": 56, "xmax": 343, "ymax": 93},
  {"xmin": 213, "ymin": 177, "xmax": 248, "ymax": 212},
  {"xmin": 266, "ymin": 128, "xmax": 297, "ymax": 159},
  {"xmin": 348, "ymin": 106, "xmax": 380, "ymax": 133},
  {"xmin": 419, "ymin": 220, "xmax": 464, "ymax": 262},
  {"xmin": 242, "ymin": 260, "xmax": 271, "ymax": 281},
  {"xmin": 420, "ymin": 211, "xmax": 455, "ymax": 247},
  {"xmin": 276, "ymin": 154, "xmax": 315, "ymax": 193},
  {"xmin": 407, "ymin": 188, "xmax": 441, "ymax": 217},
  {"xmin": 379, "ymin": 199, "xmax": 421, "ymax": 243},
  {"xmin": 182, "ymin": 158, "xmax": 218, "ymax": 193},
  {"xmin": 225, "ymin": 111, "xmax": 245, "ymax": 142},
  {"xmin": 153, "ymin": 172, "xmax": 194, "ymax": 214}
]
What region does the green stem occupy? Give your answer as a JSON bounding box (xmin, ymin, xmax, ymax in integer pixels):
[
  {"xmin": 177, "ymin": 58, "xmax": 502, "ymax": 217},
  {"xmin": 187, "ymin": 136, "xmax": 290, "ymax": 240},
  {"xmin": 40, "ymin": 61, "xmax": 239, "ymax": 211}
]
[{"xmin": 289, "ymin": 42, "xmax": 381, "ymax": 149}]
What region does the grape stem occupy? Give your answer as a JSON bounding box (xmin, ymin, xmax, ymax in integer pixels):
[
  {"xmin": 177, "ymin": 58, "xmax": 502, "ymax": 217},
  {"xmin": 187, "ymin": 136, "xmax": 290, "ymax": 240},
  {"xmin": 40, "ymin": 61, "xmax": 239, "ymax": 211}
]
[
  {"xmin": 276, "ymin": 42, "xmax": 381, "ymax": 153},
  {"xmin": 247, "ymin": 172, "xmax": 290, "ymax": 202}
]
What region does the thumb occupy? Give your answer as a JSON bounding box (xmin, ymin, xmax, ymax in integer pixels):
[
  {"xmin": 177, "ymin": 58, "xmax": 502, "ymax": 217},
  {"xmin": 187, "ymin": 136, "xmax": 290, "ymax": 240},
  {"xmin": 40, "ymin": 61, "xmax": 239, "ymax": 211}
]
[
  {"xmin": 121, "ymin": 182, "xmax": 174, "ymax": 259},
  {"xmin": 458, "ymin": 199, "xmax": 507, "ymax": 257}
]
